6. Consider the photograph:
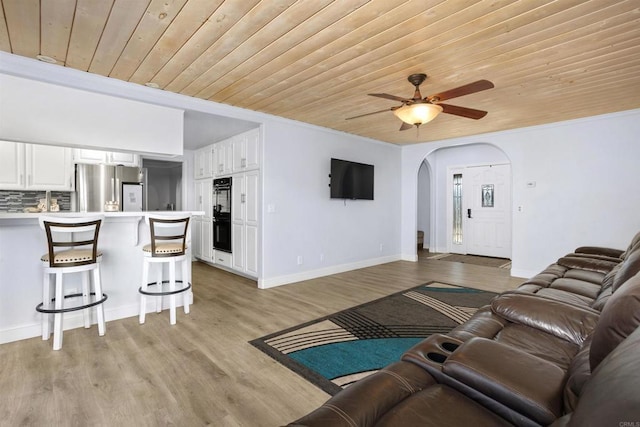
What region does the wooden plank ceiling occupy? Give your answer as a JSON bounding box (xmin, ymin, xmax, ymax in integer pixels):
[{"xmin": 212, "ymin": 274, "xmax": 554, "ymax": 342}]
[{"xmin": 1, "ymin": 0, "xmax": 639, "ymax": 145}]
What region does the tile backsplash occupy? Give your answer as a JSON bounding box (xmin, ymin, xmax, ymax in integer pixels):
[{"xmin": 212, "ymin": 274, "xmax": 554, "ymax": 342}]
[{"xmin": 0, "ymin": 190, "xmax": 72, "ymax": 212}]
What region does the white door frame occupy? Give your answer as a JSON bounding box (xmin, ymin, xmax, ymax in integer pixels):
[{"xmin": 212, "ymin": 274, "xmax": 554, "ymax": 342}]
[{"xmin": 446, "ymin": 163, "xmax": 512, "ymax": 257}]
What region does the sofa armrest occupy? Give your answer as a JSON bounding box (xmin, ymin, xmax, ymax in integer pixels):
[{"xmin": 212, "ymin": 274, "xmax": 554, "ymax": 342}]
[
  {"xmin": 573, "ymin": 246, "xmax": 624, "ymax": 259},
  {"xmin": 556, "ymin": 256, "xmax": 618, "ymax": 274},
  {"xmin": 442, "ymin": 337, "xmax": 566, "ymax": 426},
  {"xmin": 491, "ymin": 294, "xmax": 599, "ymax": 345}
]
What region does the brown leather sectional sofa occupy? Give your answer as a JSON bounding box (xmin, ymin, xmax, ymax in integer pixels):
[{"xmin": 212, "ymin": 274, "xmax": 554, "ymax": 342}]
[{"xmin": 289, "ymin": 232, "xmax": 640, "ymax": 426}]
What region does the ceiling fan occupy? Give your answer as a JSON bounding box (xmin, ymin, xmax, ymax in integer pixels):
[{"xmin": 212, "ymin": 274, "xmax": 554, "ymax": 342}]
[{"xmin": 346, "ymin": 74, "xmax": 494, "ymax": 131}]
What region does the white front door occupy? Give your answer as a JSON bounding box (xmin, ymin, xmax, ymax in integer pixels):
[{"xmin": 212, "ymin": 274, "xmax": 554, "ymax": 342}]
[
  {"xmin": 464, "ymin": 164, "xmax": 512, "ymax": 258},
  {"xmin": 446, "ymin": 164, "xmax": 512, "ymax": 258}
]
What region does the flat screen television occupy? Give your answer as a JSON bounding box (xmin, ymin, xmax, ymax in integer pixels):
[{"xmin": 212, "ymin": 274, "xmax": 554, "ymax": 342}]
[{"xmin": 330, "ymin": 158, "xmax": 374, "ymax": 200}]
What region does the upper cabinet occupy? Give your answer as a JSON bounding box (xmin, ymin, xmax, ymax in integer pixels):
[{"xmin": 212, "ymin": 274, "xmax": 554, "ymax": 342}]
[
  {"xmin": 213, "ymin": 139, "xmax": 233, "ymax": 177},
  {"xmin": 26, "ymin": 144, "xmax": 74, "ymax": 191},
  {"xmin": 0, "ymin": 141, "xmax": 73, "ymax": 191},
  {"xmin": 212, "ymin": 128, "xmax": 260, "ymax": 177},
  {"xmin": 0, "ymin": 140, "xmax": 24, "ymax": 189},
  {"xmin": 194, "ymin": 146, "xmax": 213, "ymax": 179},
  {"xmin": 74, "ymin": 149, "xmax": 140, "ymax": 167},
  {"xmin": 232, "ymin": 128, "xmax": 260, "ymax": 173}
]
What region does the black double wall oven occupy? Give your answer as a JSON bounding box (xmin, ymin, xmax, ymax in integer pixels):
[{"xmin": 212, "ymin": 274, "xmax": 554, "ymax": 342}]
[{"xmin": 213, "ymin": 177, "xmax": 232, "ymax": 252}]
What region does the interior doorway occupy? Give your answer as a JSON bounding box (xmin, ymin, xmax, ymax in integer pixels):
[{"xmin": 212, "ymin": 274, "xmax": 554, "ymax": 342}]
[
  {"xmin": 143, "ymin": 159, "xmax": 183, "ymax": 211},
  {"xmin": 447, "ymin": 164, "xmax": 511, "ymax": 258}
]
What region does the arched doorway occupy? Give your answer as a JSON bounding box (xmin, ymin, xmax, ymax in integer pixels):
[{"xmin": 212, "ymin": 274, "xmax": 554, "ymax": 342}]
[{"xmin": 419, "ymin": 143, "xmax": 512, "ymax": 257}]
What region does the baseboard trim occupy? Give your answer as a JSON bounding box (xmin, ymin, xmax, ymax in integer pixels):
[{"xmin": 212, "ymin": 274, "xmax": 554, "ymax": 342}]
[
  {"xmin": 510, "ymin": 268, "xmax": 536, "ymax": 279},
  {"xmin": 258, "ymin": 255, "xmax": 402, "ymax": 289}
]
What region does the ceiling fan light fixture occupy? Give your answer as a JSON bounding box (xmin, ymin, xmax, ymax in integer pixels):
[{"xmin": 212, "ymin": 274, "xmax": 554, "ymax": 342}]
[{"xmin": 393, "ymin": 103, "xmax": 443, "ymax": 126}]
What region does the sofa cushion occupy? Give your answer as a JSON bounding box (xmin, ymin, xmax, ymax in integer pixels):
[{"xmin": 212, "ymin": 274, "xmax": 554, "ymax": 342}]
[
  {"xmin": 531, "ymin": 288, "xmax": 593, "ymax": 307},
  {"xmin": 491, "ymin": 293, "xmax": 599, "ymax": 346},
  {"xmin": 556, "ymin": 256, "xmax": 618, "ymax": 274},
  {"xmin": 442, "ymin": 337, "xmax": 565, "ymax": 426},
  {"xmin": 589, "ymin": 272, "xmax": 640, "ymax": 370},
  {"xmin": 562, "ymin": 268, "xmax": 606, "ymax": 285},
  {"xmin": 376, "ymin": 384, "xmax": 515, "ymax": 427},
  {"xmin": 547, "ymin": 278, "xmax": 600, "ymax": 299},
  {"xmin": 494, "ymin": 324, "xmax": 579, "ymax": 370}
]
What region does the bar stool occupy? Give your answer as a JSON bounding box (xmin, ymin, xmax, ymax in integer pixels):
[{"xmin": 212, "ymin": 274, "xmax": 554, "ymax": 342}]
[
  {"xmin": 139, "ymin": 215, "xmax": 191, "ymax": 325},
  {"xmin": 36, "ymin": 215, "xmax": 107, "ymax": 350}
]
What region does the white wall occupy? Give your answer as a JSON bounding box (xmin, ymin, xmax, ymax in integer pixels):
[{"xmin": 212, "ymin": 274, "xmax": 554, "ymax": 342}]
[
  {"xmin": 402, "ymin": 109, "xmax": 640, "ymax": 278},
  {"xmin": 0, "ymin": 74, "xmax": 184, "ymax": 156},
  {"xmin": 260, "ymin": 120, "xmax": 401, "ymax": 287}
]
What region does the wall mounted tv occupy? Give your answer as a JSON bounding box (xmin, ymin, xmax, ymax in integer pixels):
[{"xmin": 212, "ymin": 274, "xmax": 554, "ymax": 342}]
[{"xmin": 329, "ymin": 158, "xmax": 374, "ymax": 200}]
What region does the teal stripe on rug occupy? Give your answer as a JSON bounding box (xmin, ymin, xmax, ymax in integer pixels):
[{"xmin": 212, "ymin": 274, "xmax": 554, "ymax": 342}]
[{"xmin": 288, "ymin": 337, "xmax": 424, "ymax": 380}]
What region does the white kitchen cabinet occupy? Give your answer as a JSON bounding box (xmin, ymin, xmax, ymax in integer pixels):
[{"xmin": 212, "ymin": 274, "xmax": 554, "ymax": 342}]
[
  {"xmin": 195, "ymin": 179, "xmax": 213, "ymax": 219},
  {"xmin": 231, "ymin": 170, "xmax": 259, "ymax": 276},
  {"xmin": 213, "ymin": 139, "xmax": 233, "ymax": 177},
  {"xmin": 109, "ymin": 151, "xmax": 140, "ymax": 166},
  {"xmin": 213, "ymin": 249, "xmax": 232, "ymax": 268},
  {"xmin": 244, "ymin": 224, "xmax": 258, "ymax": 276},
  {"xmin": 232, "ymin": 128, "xmax": 260, "ymax": 173},
  {"xmin": 200, "ymin": 220, "xmax": 213, "ymax": 262},
  {"xmin": 194, "ymin": 146, "xmax": 213, "ymax": 179},
  {"xmin": 192, "ymin": 219, "xmax": 202, "ymax": 258},
  {"xmin": 74, "ymin": 148, "xmax": 140, "ymax": 167},
  {"xmin": 0, "ymin": 140, "xmax": 25, "ymax": 189},
  {"xmin": 26, "ymin": 144, "xmax": 74, "ymax": 191},
  {"xmin": 0, "ymin": 141, "xmax": 73, "ymax": 191},
  {"xmin": 193, "ymin": 178, "xmax": 213, "ymax": 263},
  {"xmin": 191, "ymin": 218, "xmax": 213, "ymax": 263}
]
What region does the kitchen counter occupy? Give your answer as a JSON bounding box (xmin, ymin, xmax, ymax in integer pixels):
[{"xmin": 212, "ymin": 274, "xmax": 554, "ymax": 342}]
[
  {"xmin": 0, "ymin": 210, "xmax": 202, "ymax": 219},
  {"xmin": 0, "ymin": 210, "xmax": 204, "ymax": 344}
]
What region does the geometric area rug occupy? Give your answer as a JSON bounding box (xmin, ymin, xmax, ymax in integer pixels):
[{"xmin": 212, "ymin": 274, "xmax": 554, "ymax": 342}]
[{"xmin": 250, "ymin": 282, "xmax": 497, "ymax": 395}]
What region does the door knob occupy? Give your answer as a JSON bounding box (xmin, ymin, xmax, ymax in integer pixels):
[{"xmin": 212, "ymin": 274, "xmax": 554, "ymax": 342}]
[{"xmin": 467, "ymin": 208, "xmax": 472, "ymax": 219}]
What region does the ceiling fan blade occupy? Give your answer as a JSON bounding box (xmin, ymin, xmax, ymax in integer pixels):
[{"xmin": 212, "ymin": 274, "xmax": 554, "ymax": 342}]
[
  {"xmin": 428, "ymin": 80, "xmax": 494, "ymax": 102},
  {"xmin": 439, "ymin": 103, "xmax": 488, "ymax": 120},
  {"xmin": 399, "ymin": 122, "xmax": 413, "ymax": 131},
  {"xmin": 345, "ymin": 108, "xmax": 394, "ymax": 120},
  {"xmin": 368, "ymin": 93, "xmax": 410, "ymax": 102}
]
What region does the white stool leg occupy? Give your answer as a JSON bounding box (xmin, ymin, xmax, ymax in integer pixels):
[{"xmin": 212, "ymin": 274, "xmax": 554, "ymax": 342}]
[
  {"xmin": 169, "ymin": 260, "xmax": 176, "ymax": 325},
  {"xmin": 156, "ymin": 263, "xmax": 163, "ymax": 313},
  {"xmin": 140, "ymin": 259, "xmax": 149, "ymax": 324},
  {"xmin": 182, "ymin": 257, "xmax": 190, "ymax": 314},
  {"xmin": 82, "ymin": 271, "xmax": 91, "ymax": 328},
  {"xmin": 42, "ymin": 270, "xmax": 52, "ymax": 340},
  {"xmin": 53, "ymin": 272, "xmax": 64, "ymax": 351},
  {"xmin": 93, "ymin": 264, "xmax": 105, "ymax": 336}
]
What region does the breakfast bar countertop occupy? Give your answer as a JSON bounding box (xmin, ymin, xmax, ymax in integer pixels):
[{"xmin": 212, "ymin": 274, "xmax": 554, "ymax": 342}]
[
  {"xmin": 0, "ymin": 210, "xmax": 204, "ymax": 220},
  {"xmin": 0, "ymin": 210, "xmax": 204, "ymax": 346}
]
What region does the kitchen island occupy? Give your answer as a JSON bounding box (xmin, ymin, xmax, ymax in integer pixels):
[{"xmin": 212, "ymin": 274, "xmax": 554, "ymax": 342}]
[{"xmin": 0, "ymin": 211, "xmax": 204, "ymax": 344}]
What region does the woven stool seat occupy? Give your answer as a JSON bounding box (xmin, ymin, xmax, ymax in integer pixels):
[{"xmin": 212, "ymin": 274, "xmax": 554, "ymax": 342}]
[
  {"xmin": 142, "ymin": 243, "xmax": 187, "ymax": 254},
  {"xmin": 41, "ymin": 249, "xmax": 103, "ymax": 264}
]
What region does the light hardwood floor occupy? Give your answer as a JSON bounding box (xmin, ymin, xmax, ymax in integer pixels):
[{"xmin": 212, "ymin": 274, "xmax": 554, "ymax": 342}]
[{"xmin": 0, "ymin": 253, "xmax": 524, "ymax": 426}]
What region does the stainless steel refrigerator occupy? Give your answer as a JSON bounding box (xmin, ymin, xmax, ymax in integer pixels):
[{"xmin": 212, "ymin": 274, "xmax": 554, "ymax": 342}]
[{"xmin": 76, "ymin": 164, "xmax": 147, "ymax": 212}]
